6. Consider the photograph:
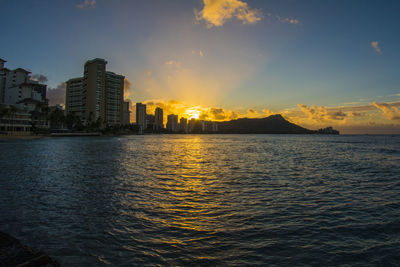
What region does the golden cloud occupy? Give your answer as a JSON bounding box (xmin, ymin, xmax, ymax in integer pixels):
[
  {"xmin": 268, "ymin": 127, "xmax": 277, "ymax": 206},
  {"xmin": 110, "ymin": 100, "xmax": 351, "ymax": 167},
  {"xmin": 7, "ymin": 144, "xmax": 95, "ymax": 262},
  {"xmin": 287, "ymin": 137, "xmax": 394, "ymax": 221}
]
[
  {"xmin": 373, "ymin": 102, "xmax": 400, "ymax": 120},
  {"xmin": 141, "ymin": 99, "xmax": 272, "ymax": 123},
  {"xmin": 297, "ymin": 104, "xmax": 347, "ymax": 121},
  {"xmin": 131, "ymin": 99, "xmax": 400, "ymax": 134},
  {"xmin": 195, "ymin": 0, "xmax": 262, "ymax": 27}
]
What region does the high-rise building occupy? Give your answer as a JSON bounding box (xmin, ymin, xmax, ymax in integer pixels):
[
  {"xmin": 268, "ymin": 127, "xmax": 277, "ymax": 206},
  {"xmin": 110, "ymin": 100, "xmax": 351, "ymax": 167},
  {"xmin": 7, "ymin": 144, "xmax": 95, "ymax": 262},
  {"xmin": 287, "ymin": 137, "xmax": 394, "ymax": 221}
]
[
  {"xmin": 105, "ymin": 71, "xmax": 125, "ymax": 125},
  {"xmin": 146, "ymin": 114, "xmax": 155, "ymax": 130},
  {"xmin": 179, "ymin": 117, "xmax": 188, "ymax": 133},
  {"xmin": 0, "ymin": 59, "xmax": 8, "ymax": 103},
  {"xmin": 154, "ymin": 107, "xmax": 163, "ymax": 130},
  {"xmin": 65, "ymin": 77, "xmax": 84, "ymax": 120},
  {"xmin": 65, "ymin": 58, "xmax": 125, "ymax": 125},
  {"xmin": 136, "ymin": 102, "xmax": 147, "ymax": 130},
  {"xmin": 166, "ymin": 114, "xmax": 178, "ymax": 132},
  {"xmin": 123, "ymin": 101, "xmax": 131, "ymax": 125},
  {"xmin": 202, "ymin": 121, "xmax": 218, "ymax": 132}
]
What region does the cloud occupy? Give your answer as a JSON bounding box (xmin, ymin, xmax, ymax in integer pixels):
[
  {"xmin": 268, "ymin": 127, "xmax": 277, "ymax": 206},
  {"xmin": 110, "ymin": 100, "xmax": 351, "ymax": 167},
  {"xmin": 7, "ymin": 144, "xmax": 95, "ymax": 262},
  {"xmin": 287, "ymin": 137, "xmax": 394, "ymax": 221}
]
[
  {"xmin": 371, "ymin": 41, "xmax": 382, "ymax": 54},
  {"xmin": 142, "ymin": 99, "xmax": 273, "ymax": 123},
  {"xmin": 31, "ymin": 74, "xmax": 48, "ymax": 84},
  {"xmin": 165, "ymin": 60, "xmax": 181, "ymax": 68},
  {"xmin": 123, "ymin": 78, "xmax": 135, "ymax": 122},
  {"xmin": 373, "ymin": 102, "xmax": 400, "ymax": 120},
  {"xmin": 297, "ymin": 104, "xmax": 347, "ymax": 121},
  {"xmin": 76, "ymin": 0, "xmax": 96, "ymax": 9},
  {"xmin": 195, "ymin": 0, "xmax": 262, "ymax": 27},
  {"xmin": 275, "ymin": 15, "xmax": 300, "ymax": 25},
  {"xmin": 124, "ymin": 78, "xmax": 134, "ymax": 99},
  {"xmin": 47, "ymin": 82, "xmax": 66, "ymax": 106},
  {"xmin": 137, "ymin": 99, "xmax": 400, "ymax": 134},
  {"xmin": 349, "ymin": 112, "xmax": 365, "ymax": 117},
  {"xmin": 262, "ymin": 109, "xmax": 275, "ymax": 117}
]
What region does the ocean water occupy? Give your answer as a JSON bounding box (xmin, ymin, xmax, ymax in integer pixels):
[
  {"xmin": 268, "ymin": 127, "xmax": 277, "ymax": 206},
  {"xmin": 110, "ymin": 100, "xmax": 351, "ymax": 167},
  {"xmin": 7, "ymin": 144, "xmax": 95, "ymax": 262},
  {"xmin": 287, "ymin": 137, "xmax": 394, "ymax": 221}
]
[{"xmin": 1, "ymin": 134, "xmax": 400, "ymax": 266}]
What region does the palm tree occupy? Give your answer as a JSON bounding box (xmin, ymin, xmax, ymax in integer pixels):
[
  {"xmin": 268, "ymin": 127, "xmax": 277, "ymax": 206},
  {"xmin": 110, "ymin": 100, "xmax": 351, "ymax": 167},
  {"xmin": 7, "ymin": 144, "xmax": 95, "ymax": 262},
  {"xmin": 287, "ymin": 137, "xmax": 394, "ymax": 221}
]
[{"xmin": 49, "ymin": 108, "xmax": 65, "ymax": 129}]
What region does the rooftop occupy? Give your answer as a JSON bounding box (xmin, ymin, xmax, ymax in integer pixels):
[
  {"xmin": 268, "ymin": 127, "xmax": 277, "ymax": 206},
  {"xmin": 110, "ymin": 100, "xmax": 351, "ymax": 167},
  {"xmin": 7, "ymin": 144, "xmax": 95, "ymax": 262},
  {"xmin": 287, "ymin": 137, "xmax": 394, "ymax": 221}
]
[
  {"xmin": 13, "ymin": 68, "xmax": 31, "ymax": 74},
  {"xmin": 20, "ymin": 82, "xmax": 47, "ymax": 87},
  {"xmin": 66, "ymin": 77, "xmax": 84, "ymax": 82},
  {"xmin": 106, "ymin": 71, "xmax": 125, "ymax": 78},
  {"xmin": 85, "ymin": 58, "xmax": 108, "ymax": 65}
]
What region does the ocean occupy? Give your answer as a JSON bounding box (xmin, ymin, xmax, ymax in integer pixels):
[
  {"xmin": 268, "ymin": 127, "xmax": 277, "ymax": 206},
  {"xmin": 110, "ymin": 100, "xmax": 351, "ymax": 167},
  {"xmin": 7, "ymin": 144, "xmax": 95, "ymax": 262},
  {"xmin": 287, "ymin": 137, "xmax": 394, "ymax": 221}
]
[{"xmin": 1, "ymin": 135, "xmax": 400, "ymax": 266}]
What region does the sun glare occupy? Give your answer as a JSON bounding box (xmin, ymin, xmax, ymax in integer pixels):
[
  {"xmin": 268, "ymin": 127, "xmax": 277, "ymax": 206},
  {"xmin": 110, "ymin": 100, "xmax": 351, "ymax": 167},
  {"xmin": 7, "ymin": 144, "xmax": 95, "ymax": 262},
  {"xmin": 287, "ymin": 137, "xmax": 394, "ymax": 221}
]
[{"xmin": 185, "ymin": 107, "xmax": 201, "ymax": 119}]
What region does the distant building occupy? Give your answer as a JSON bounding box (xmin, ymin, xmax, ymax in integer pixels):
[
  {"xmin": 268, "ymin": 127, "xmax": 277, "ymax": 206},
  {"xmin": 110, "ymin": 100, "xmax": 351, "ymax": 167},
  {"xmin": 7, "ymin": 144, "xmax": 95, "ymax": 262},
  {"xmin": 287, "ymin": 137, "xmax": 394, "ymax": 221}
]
[
  {"xmin": 202, "ymin": 121, "xmax": 218, "ymax": 132},
  {"xmin": 123, "ymin": 101, "xmax": 130, "ymax": 125},
  {"xmin": 166, "ymin": 114, "xmax": 178, "ymax": 132},
  {"xmin": 154, "ymin": 107, "xmax": 163, "ymax": 130},
  {"xmin": 179, "ymin": 117, "xmax": 188, "ymax": 133},
  {"xmin": 136, "ymin": 102, "xmax": 147, "ymax": 130},
  {"xmin": 146, "ymin": 114, "xmax": 155, "ymax": 130},
  {"xmin": 188, "ymin": 118, "xmax": 196, "ymax": 133},
  {"xmin": 65, "ymin": 58, "xmax": 125, "ymax": 125}
]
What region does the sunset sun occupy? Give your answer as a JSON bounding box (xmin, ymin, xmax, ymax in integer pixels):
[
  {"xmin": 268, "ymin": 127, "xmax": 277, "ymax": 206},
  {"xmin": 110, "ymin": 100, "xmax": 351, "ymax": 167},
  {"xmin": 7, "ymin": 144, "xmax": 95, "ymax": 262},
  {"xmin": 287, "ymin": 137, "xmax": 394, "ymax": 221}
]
[{"xmin": 185, "ymin": 107, "xmax": 201, "ymax": 119}]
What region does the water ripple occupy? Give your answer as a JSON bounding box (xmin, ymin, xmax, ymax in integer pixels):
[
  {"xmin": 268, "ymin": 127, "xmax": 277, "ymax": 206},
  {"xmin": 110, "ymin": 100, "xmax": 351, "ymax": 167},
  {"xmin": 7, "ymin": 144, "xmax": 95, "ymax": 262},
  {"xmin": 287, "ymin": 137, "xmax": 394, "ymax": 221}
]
[{"xmin": 0, "ymin": 135, "xmax": 400, "ymax": 265}]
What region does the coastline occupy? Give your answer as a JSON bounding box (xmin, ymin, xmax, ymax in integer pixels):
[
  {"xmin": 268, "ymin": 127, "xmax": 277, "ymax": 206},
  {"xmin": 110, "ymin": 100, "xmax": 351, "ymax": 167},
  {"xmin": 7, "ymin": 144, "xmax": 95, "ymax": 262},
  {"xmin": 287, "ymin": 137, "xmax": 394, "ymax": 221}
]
[{"xmin": 0, "ymin": 135, "xmax": 45, "ymax": 140}]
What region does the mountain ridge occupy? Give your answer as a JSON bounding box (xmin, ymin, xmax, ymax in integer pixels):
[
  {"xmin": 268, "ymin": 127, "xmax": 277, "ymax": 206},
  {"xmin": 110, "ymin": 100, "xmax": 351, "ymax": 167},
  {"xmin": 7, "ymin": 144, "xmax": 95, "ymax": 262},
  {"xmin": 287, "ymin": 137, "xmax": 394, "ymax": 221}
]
[{"xmin": 216, "ymin": 114, "xmax": 327, "ymax": 134}]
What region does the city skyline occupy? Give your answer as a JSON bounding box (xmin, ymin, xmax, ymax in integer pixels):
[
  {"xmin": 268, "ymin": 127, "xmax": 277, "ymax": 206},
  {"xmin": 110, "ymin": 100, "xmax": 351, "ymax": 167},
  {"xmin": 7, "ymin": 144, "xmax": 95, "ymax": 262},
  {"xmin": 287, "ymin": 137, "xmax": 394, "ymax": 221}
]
[{"xmin": 1, "ymin": 0, "xmax": 400, "ymax": 133}]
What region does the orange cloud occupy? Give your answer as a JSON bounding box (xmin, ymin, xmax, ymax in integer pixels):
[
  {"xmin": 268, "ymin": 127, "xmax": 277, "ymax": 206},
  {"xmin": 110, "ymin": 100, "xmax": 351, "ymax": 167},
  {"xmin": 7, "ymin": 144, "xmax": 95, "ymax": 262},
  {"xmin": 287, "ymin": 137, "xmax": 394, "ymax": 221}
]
[
  {"xmin": 133, "ymin": 99, "xmax": 400, "ymax": 134},
  {"xmin": 297, "ymin": 104, "xmax": 347, "ymax": 121},
  {"xmin": 373, "ymin": 102, "xmax": 400, "ymax": 120},
  {"xmin": 141, "ymin": 99, "xmax": 272, "ymax": 123},
  {"xmin": 195, "ymin": 0, "xmax": 262, "ymax": 27}
]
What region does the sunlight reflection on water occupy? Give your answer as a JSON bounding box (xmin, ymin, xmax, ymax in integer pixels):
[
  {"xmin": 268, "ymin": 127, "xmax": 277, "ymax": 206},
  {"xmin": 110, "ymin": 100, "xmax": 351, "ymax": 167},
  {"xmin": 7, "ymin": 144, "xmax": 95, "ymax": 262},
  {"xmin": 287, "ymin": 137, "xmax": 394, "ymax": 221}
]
[{"xmin": 1, "ymin": 135, "xmax": 400, "ymax": 265}]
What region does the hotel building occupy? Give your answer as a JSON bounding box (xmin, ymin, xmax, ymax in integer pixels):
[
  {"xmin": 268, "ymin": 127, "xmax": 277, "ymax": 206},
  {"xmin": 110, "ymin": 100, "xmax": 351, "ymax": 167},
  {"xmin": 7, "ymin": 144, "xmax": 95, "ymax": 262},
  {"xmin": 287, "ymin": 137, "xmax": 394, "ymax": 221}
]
[{"xmin": 65, "ymin": 58, "xmax": 125, "ymax": 125}]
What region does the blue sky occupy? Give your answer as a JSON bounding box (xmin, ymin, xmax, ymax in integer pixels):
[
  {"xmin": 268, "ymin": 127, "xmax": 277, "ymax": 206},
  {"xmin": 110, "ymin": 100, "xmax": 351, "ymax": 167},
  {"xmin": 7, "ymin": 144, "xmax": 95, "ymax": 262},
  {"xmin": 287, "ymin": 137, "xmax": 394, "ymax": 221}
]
[{"xmin": 1, "ymin": 0, "xmax": 400, "ymax": 133}]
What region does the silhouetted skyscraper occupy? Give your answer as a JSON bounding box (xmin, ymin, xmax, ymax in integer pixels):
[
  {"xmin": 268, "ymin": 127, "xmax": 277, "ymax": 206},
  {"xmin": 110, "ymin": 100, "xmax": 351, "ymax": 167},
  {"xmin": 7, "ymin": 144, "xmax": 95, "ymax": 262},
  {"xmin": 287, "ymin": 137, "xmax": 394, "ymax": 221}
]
[
  {"xmin": 179, "ymin": 117, "xmax": 188, "ymax": 133},
  {"xmin": 123, "ymin": 101, "xmax": 130, "ymax": 125},
  {"xmin": 136, "ymin": 102, "xmax": 147, "ymax": 130},
  {"xmin": 166, "ymin": 114, "xmax": 178, "ymax": 132},
  {"xmin": 155, "ymin": 107, "xmax": 163, "ymax": 130}
]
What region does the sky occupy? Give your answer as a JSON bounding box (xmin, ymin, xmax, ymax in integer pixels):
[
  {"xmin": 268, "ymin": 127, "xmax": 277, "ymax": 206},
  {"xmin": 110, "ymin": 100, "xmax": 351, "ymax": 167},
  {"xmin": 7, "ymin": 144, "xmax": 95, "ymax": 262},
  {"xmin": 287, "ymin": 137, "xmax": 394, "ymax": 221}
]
[{"xmin": 1, "ymin": 0, "xmax": 400, "ymax": 134}]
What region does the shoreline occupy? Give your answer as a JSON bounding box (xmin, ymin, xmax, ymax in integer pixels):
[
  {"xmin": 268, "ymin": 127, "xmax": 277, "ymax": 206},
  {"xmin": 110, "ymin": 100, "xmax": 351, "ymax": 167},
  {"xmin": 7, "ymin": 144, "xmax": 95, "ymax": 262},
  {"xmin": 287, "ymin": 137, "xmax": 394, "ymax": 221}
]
[{"xmin": 0, "ymin": 135, "xmax": 45, "ymax": 140}]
